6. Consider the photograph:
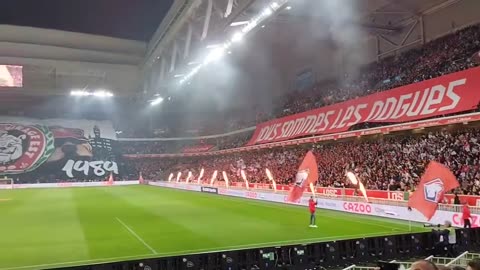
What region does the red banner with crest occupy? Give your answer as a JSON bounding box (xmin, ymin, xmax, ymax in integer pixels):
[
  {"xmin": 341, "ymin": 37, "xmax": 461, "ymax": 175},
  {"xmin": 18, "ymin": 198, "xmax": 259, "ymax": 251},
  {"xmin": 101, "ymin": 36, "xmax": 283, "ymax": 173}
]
[{"xmin": 248, "ymin": 67, "xmax": 480, "ymax": 145}]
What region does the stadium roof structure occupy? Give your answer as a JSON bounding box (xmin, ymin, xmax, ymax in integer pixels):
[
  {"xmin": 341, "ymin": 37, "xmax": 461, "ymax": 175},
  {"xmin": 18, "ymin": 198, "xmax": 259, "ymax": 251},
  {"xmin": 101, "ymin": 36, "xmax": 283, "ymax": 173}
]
[
  {"xmin": 0, "ymin": 0, "xmax": 174, "ymax": 41},
  {"xmin": 143, "ymin": 0, "xmax": 461, "ymax": 100}
]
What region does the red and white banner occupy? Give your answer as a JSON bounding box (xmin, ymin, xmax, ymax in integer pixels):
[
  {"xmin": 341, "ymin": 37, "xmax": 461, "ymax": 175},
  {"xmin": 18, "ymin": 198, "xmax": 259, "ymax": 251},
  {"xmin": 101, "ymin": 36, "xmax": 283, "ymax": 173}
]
[
  {"xmin": 182, "ymin": 145, "xmax": 214, "ymax": 153},
  {"xmin": 248, "ymin": 67, "xmax": 480, "ymax": 145}
]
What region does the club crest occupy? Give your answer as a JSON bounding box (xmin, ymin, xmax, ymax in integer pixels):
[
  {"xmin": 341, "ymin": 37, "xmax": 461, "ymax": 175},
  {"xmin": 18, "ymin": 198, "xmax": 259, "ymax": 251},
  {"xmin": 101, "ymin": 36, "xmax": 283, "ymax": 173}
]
[
  {"xmin": 295, "ymin": 169, "xmax": 309, "ymax": 187},
  {"xmin": 0, "ymin": 124, "xmax": 54, "ymax": 174},
  {"xmin": 423, "ymin": 178, "xmax": 444, "ymax": 203}
]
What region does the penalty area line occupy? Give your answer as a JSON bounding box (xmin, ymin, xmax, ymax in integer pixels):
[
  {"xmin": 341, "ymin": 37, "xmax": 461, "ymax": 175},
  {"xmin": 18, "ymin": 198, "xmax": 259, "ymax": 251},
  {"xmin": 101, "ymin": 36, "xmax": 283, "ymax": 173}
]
[{"xmin": 115, "ymin": 217, "xmax": 157, "ymax": 254}]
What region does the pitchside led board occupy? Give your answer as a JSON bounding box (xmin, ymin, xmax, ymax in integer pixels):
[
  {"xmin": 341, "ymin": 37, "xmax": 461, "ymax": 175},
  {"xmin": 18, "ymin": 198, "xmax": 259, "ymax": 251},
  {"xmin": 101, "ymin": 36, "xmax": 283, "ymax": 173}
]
[
  {"xmin": 0, "ymin": 65, "xmax": 22, "ymax": 87},
  {"xmin": 0, "ymin": 117, "xmax": 119, "ymax": 181}
]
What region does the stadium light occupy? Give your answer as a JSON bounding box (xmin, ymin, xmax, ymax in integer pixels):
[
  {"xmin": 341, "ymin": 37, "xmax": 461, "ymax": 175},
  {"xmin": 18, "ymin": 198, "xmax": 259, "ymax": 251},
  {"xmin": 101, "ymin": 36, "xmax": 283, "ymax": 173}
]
[
  {"xmin": 206, "ymin": 44, "xmax": 223, "ymax": 49},
  {"xmin": 178, "ymin": 0, "xmax": 289, "ymax": 85},
  {"xmin": 70, "ymin": 90, "xmax": 89, "ymax": 96},
  {"xmin": 231, "ymin": 32, "xmax": 244, "ymax": 43},
  {"xmin": 150, "ymin": 97, "xmax": 164, "ymax": 106},
  {"xmin": 204, "ymin": 47, "xmax": 225, "ymax": 64},
  {"xmin": 262, "ymin": 7, "xmax": 273, "ymax": 16},
  {"xmin": 173, "ymin": 74, "xmax": 185, "ymax": 78},
  {"xmin": 92, "ymin": 90, "xmax": 114, "ymax": 97},
  {"xmin": 286, "ymin": 5, "xmax": 292, "ymax": 10},
  {"xmin": 230, "ymin": 21, "xmax": 249, "ymax": 27},
  {"xmin": 70, "ymin": 90, "xmax": 114, "ymax": 97}
]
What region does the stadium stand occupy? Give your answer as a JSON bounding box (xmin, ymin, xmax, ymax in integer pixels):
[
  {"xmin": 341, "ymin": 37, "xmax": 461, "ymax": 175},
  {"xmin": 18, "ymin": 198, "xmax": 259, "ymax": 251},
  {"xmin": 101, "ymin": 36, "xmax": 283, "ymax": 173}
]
[
  {"xmin": 273, "ymin": 24, "xmax": 480, "ymax": 120},
  {"xmin": 126, "ymin": 126, "xmax": 480, "ymax": 195}
]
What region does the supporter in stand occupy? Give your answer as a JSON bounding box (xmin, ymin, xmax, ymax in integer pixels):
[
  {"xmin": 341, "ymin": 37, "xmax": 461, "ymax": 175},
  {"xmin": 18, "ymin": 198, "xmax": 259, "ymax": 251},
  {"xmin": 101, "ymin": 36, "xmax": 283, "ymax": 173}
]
[
  {"xmin": 467, "ymin": 259, "xmax": 480, "ymax": 270},
  {"xmin": 410, "ymin": 260, "xmax": 439, "ymax": 270}
]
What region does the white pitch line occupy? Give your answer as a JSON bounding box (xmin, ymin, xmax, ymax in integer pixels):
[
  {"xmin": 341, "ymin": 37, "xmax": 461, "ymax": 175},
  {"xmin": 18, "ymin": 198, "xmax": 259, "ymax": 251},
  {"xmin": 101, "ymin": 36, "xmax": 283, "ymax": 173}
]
[
  {"xmin": 115, "ymin": 217, "xmax": 157, "ymax": 254},
  {"xmin": 0, "ymin": 230, "xmax": 407, "ymax": 270}
]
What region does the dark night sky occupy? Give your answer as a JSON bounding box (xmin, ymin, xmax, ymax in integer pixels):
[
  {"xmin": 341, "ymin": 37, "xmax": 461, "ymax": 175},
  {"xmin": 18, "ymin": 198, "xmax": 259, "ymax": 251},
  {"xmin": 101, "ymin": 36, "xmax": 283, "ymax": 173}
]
[{"xmin": 0, "ymin": 0, "xmax": 174, "ymax": 41}]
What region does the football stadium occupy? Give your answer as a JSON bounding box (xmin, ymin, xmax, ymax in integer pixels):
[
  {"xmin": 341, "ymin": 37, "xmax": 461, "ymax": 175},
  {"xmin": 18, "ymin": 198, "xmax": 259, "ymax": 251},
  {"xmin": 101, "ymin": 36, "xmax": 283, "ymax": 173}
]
[{"xmin": 2, "ymin": 0, "xmax": 480, "ymax": 269}]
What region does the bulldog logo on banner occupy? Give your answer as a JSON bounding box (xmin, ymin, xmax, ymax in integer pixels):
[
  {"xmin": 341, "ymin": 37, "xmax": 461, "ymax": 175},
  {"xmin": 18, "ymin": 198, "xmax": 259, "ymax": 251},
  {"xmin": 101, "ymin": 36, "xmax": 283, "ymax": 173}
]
[
  {"xmin": 0, "ymin": 124, "xmax": 54, "ymax": 174},
  {"xmin": 0, "ymin": 119, "xmax": 119, "ymax": 179}
]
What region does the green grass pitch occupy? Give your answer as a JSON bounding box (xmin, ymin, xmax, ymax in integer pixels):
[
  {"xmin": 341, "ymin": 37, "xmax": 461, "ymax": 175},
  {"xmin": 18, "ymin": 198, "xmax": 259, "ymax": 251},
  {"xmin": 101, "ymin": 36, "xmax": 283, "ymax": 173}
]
[{"xmin": 0, "ymin": 185, "xmax": 426, "ymax": 270}]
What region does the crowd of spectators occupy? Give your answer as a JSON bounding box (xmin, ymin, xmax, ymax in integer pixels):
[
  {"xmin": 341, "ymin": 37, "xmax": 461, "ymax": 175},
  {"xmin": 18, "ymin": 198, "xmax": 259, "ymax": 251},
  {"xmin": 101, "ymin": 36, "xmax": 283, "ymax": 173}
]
[
  {"xmin": 271, "ymin": 24, "xmax": 480, "ymax": 118},
  {"xmin": 120, "ymin": 141, "xmax": 167, "ymax": 154},
  {"xmin": 118, "ymin": 130, "xmax": 254, "ymax": 155},
  {"xmin": 125, "ymin": 126, "xmax": 480, "ymax": 196}
]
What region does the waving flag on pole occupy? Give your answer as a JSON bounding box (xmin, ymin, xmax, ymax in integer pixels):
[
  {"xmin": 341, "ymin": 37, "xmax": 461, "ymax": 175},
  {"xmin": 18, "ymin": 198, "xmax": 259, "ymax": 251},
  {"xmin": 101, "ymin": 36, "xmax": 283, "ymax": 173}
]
[
  {"xmin": 287, "ymin": 151, "xmax": 318, "ymax": 202},
  {"xmin": 408, "ymin": 161, "xmax": 459, "ymax": 220}
]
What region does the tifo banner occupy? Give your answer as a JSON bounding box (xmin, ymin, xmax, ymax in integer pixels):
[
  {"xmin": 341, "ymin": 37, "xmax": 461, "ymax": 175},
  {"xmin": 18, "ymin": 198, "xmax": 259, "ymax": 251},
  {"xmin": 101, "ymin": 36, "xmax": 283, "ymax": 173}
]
[
  {"xmin": 152, "ymin": 182, "xmax": 474, "ymax": 228},
  {"xmin": 182, "ymin": 144, "xmax": 215, "ymax": 153},
  {"xmin": 248, "ymin": 67, "xmax": 480, "ymax": 145},
  {"xmin": 0, "ymin": 117, "xmax": 119, "ymax": 181}
]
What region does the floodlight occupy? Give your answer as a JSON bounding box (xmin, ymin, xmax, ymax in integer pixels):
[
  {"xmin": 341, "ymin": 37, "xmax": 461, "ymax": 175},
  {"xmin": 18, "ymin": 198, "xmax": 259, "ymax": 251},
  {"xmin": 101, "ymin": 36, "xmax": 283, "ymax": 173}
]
[
  {"xmin": 271, "ymin": 2, "xmax": 279, "ymax": 9},
  {"xmin": 262, "ymin": 7, "xmax": 273, "ymax": 16},
  {"xmin": 204, "ymin": 47, "xmax": 225, "ymax": 64},
  {"xmin": 93, "ymin": 90, "xmax": 114, "ymax": 97},
  {"xmin": 230, "ymin": 21, "xmax": 249, "ymax": 26},
  {"xmin": 70, "ymin": 90, "xmax": 89, "ymax": 96},
  {"xmin": 231, "ymin": 32, "xmax": 244, "ymax": 43},
  {"xmin": 286, "ymin": 6, "xmax": 292, "ymax": 10},
  {"xmin": 150, "ymin": 97, "xmax": 164, "ymax": 106}
]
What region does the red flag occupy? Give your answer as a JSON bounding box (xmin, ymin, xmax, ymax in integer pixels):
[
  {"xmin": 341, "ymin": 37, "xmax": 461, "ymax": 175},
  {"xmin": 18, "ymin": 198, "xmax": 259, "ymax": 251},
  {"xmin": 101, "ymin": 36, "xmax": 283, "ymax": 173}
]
[
  {"xmin": 287, "ymin": 151, "xmax": 318, "ymax": 202},
  {"xmin": 408, "ymin": 161, "xmax": 459, "ymax": 220}
]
